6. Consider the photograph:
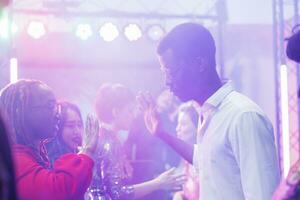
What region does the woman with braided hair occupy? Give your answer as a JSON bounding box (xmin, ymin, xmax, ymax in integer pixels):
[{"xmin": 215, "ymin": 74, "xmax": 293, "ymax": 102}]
[{"xmin": 0, "ymin": 79, "xmax": 99, "ymax": 200}]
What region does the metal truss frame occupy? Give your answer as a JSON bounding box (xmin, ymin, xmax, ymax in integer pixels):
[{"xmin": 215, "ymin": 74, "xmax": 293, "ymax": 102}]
[
  {"xmin": 2, "ymin": 0, "xmax": 227, "ymax": 77},
  {"xmin": 272, "ymin": 0, "xmax": 299, "ymax": 175}
]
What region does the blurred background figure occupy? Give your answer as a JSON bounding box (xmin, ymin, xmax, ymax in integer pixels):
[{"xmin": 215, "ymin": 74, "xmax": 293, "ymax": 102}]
[
  {"xmin": 0, "ymin": 113, "xmax": 18, "ymax": 200},
  {"xmin": 90, "ymin": 83, "xmax": 185, "ymax": 200},
  {"xmin": 286, "ymin": 25, "xmax": 300, "ymax": 63},
  {"xmin": 156, "ymin": 89, "xmax": 180, "ymax": 121},
  {"xmin": 46, "ymin": 101, "xmax": 83, "ymax": 165},
  {"xmin": 156, "ymin": 89, "xmax": 181, "ymax": 167},
  {"xmin": 173, "ymin": 102, "xmax": 199, "ymax": 200},
  {"xmin": 0, "ymin": 1, "xmax": 18, "ymax": 199},
  {"xmin": 273, "ymin": 24, "xmax": 300, "ymax": 200},
  {"xmin": 126, "ymin": 89, "xmax": 182, "ymax": 199}
]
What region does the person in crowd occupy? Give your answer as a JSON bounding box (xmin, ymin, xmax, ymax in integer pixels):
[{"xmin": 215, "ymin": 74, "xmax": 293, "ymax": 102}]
[
  {"xmin": 47, "ymin": 101, "xmax": 83, "ymax": 165},
  {"xmin": 0, "ymin": 1, "xmax": 18, "ymax": 199},
  {"xmin": 138, "ymin": 22, "xmax": 280, "ymax": 200},
  {"xmin": 0, "ymin": 79, "xmax": 99, "ymax": 200},
  {"xmin": 273, "ymin": 24, "xmax": 300, "ymax": 200},
  {"xmin": 88, "ymin": 83, "xmax": 186, "ymax": 200},
  {"xmin": 156, "ymin": 89, "xmax": 181, "ymax": 167},
  {"xmin": 0, "ymin": 113, "xmax": 18, "ymax": 200},
  {"xmin": 124, "ymin": 89, "xmax": 180, "ymax": 200},
  {"xmin": 286, "ymin": 24, "xmax": 300, "ymax": 63},
  {"xmin": 173, "ymin": 102, "xmax": 199, "ymax": 200}
]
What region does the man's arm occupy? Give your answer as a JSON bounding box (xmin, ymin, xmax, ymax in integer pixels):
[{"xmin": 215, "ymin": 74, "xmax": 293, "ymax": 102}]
[
  {"xmin": 137, "ymin": 93, "xmax": 194, "ymax": 164},
  {"xmin": 158, "ymin": 131, "xmax": 194, "ymax": 164}
]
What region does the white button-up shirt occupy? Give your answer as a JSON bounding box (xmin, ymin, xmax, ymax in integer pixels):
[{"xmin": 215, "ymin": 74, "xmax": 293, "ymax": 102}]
[{"xmin": 193, "ymin": 82, "xmax": 280, "ymax": 200}]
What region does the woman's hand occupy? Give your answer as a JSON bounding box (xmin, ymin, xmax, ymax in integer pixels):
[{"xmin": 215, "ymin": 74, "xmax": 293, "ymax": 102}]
[
  {"xmin": 79, "ymin": 114, "xmax": 100, "ymax": 158},
  {"xmin": 152, "ymin": 168, "xmax": 186, "ymax": 191}
]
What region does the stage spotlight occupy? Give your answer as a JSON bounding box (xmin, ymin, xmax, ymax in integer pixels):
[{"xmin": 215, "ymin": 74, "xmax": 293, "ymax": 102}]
[
  {"xmin": 99, "ymin": 22, "xmax": 119, "ymax": 42},
  {"xmin": 0, "ymin": 18, "xmax": 18, "ymax": 39},
  {"xmin": 147, "ymin": 24, "xmax": 165, "ymax": 41},
  {"xmin": 124, "ymin": 24, "xmax": 142, "ymax": 41},
  {"xmin": 76, "ymin": 24, "xmax": 92, "ymax": 40},
  {"xmin": 27, "ymin": 21, "xmax": 46, "ymax": 39}
]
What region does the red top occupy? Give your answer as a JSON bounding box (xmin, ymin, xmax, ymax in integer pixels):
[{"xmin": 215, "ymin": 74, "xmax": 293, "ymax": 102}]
[{"xmin": 13, "ymin": 144, "xmax": 94, "ymax": 200}]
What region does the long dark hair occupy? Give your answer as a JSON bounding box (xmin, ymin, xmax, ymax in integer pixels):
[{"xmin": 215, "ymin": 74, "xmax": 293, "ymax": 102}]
[
  {"xmin": 56, "ymin": 101, "xmax": 83, "ymax": 140},
  {"xmin": 0, "ymin": 113, "xmax": 18, "ymax": 200},
  {"xmin": 46, "ymin": 101, "xmax": 83, "ymax": 165}
]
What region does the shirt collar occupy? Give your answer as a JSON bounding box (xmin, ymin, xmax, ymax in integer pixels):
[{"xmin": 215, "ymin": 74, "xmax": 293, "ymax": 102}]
[{"xmin": 202, "ymin": 82, "xmax": 234, "ymax": 113}]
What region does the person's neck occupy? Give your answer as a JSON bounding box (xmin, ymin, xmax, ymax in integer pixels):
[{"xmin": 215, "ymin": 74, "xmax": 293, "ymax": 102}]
[{"xmin": 195, "ymin": 76, "xmax": 222, "ymax": 106}]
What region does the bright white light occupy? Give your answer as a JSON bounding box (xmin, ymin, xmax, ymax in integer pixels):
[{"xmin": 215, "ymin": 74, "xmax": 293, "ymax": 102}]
[
  {"xmin": 75, "ymin": 24, "xmax": 93, "ymax": 40},
  {"xmin": 104, "ymin": 142, "xmax": 110, "ymax": 151},
  {"xmin": 10, "ymin": 58, "xmax": 18, "ymax": 83},
  {"xmin": 27, "ymin": 21, "xmax": 46, "ymax": 39},
  {"xmin": 147, "ymin": 25, "xmax": 165, "ymax": 41},
  {"xmin": 280, "ymin": 64, "xmax": 290, "ymax": 177},
  {"xmin": 99, "ymin": 22, "xmax": 119, "ymax": 42},
  {"xmin": 124, "ymin": 24, "xmax": 142, "ymax": 41},
  {"xmin": 0, "ymin": 18, "xmax": 18, "ymax": 39}
]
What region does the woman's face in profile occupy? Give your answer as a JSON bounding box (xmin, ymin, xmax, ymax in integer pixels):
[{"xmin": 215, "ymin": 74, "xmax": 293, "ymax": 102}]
[
  {"xmin": 61, "ymin": 108, "xmax": 83, "ymax": 150},
  {"xmin": 176, "ymin": 111, "xmax": 197, "ymax": 143}
]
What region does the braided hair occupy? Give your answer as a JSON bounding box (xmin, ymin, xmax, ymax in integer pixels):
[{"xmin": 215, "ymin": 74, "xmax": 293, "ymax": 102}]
[{"xmin": 0, "ymin": 79, "xmax": 53, "ymax": 167}]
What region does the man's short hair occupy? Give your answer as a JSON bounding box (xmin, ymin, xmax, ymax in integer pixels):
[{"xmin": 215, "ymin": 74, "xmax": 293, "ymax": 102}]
[{"xmin": 157, "ymin": 23, "xmax": 216, "ymax": 67}]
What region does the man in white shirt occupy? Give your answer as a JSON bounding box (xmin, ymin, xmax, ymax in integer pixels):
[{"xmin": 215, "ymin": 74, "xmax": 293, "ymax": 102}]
[{"xmin": 138, "ymin": 23, "xmax": 280, "ymax": 200}]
